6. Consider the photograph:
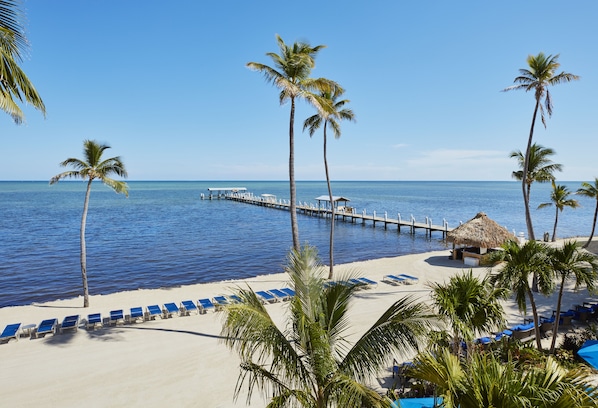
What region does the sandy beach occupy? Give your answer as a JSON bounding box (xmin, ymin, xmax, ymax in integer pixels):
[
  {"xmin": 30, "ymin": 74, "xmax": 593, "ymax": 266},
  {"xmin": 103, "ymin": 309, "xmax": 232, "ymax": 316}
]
[{"xmin": 1, "ymin": 239, "xmax": 597, "ymax": 407}]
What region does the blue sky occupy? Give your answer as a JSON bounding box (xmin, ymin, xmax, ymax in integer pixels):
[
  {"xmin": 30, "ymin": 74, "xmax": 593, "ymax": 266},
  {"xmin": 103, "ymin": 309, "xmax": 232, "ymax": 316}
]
[{"xmin": 1, "ymin": 1, "xmax": 596, "ymax": 181}]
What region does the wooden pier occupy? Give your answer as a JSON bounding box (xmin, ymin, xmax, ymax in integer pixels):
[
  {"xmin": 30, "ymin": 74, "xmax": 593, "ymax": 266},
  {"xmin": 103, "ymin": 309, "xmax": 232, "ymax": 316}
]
[{"xmin": 222, "ymin": 192, "xmax": 453, "ymax": 238}]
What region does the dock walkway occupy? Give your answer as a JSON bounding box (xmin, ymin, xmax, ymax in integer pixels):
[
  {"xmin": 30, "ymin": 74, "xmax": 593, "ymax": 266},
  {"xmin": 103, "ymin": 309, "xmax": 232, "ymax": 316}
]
[{"xmin": 223, "ymin": 193, "xmax": 453, "ymax": 238}]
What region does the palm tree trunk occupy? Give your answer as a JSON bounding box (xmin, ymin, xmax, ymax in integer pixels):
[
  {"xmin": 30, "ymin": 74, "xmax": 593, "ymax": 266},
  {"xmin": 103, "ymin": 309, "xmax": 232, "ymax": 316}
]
[
  {"xmin": 289, "ymin": 97, "xmax": 300, "ymax": 252},
  {"xmin": 526, "ymin": 99, "xmax": 540, "ymax": 293},
  {"xmin": 550, "ymin": 278, "xmax": 566, "ymax": 353},
  {"xmin": 584, "ymin": 202, "xmax": 598, "ymax": 248},
  {"xmin": 526, "ymin": 286, "xmax": 543, "ymax": 350},
  {"xmin": 80, "ymin": 179, "xmax": 92, "ymax": 307},
  {"xmin": 551, "ymin": 209, "xmax": 559, "ymax": 242},
  {"xmin": 323, "ymin": 125, "xmax": 334, "ymax": 279},
  {"xmin": 522, "ymin": 99, "xmax": 541, "ymax": 242}
]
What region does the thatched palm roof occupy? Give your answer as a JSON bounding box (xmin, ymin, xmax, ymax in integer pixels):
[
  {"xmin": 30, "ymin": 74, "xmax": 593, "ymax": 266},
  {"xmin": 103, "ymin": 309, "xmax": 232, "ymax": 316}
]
[{"xmin": 447, "ymin": 212, "xmax": 515, "ymax": 248}]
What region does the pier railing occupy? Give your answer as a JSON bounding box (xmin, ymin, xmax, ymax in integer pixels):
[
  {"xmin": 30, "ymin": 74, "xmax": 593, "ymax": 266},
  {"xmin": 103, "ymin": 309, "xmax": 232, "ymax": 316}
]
[{"xmin": 218, "ymin": 192, "xmax": 452, "ymax": 238}]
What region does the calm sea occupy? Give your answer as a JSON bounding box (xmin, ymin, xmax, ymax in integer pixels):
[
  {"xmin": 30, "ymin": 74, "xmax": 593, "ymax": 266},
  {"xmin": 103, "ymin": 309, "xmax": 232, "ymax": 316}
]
[{"xmin": 0, "ymin": 180, "xmax": 594, "ymax": 307}]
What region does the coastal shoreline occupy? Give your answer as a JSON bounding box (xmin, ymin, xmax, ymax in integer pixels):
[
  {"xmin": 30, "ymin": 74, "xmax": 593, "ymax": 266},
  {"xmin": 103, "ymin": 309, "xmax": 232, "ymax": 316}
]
[{"xmin": 1, "ymin": 238, "xmax": 597, "ymax": 407}]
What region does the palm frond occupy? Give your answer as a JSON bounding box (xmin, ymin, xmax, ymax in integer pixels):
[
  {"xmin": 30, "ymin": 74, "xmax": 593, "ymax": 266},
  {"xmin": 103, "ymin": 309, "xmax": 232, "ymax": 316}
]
[{"xmin": 340, "ymin": 296, "xmax": 438, "ymax": 382}]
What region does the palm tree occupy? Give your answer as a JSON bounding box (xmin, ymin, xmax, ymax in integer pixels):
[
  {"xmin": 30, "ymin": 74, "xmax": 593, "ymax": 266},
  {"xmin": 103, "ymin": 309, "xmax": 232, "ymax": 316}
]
[
  {"xmin": 50, "ymin": 140, "xmax": 128, "ymax": 307},
  {"xmin": 577, "ymin": 178, "xmax": 598, "ymax": 248},
  {"xmin": 488, "ymin": 239, "xmax": 553, "ymax": 350},
  {"xmin": 510, "ymin": 143, "xmax": 562, "ymax": 205},
  {"xmin": 0, "ymin": 0, "xmax": 46, "ymax": 124},
  {"xmin": 429, "ymin": 269, "xmax": 508, "ymax": 355},
  {"xmin": 247, "ymin": 35, "xmax": 335, "ymax": 251},
  {"xmin": 504, "ymin": 53, "xmax": 579, "ymax": 241},
  {"xmin": 303, "ymin": 88, "xmax": 355, "ymax": 279},
  {"xmin": 547, "ymin": 241, "xmax": 598, "ymax": 353},
  {"xmin": 538, "ymin": 181, "xmax": 579, "ymax": 241},
  {"xmin": 220, "ymin": 245, "xmax": 438, "ymax": 407},
  {"xmin": 410, "ymin": 348, "xmax": 598, "ymax": 408}
]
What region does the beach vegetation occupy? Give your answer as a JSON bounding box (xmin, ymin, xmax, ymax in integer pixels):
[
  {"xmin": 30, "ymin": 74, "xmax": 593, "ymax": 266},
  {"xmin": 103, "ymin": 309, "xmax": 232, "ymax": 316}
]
[
  {"xmin": 303, "ymin": 88, "xmax": 355, "ymax": 279},
  {"xmin": 577, "ymin": 178, "xmax": 598, "ymax": 248},
  {"xmin": 428, "ymin": 269, "xmax": 508, "ymax": 355},
  {"xmin": 488, "ymin": 239, "xmax": 553, "ymax": 350},
  {"xmin": 0, "ymin": 0, "xmax": 46, "ymax": 124},
  {"xmin": 504, "ymin": 53, "xmax": 579, "ymax": 242},
  {"xmin": 510, "ymin": 143, "xmax": 562, "ymax": 211},
  {"xmin": 220, "ymin": 244, "xmax": 438, "ymax": 408},
  {"xmin": 408, "ymin": 348, "xmax": 598, "ymax": 407},
  {"xmin": 538, "ymin": 181, "xmax": 580, "ymax": 242},
  {"xmin": 546, "ymin": 241, "xmax": 598, "ymax": 354},
  {"xmin": 50, "ymin": 140, "xmax": 128, "ymax": 307},
  {"xmin": 247, "ymin": 35, "xmax": 335, "ymax": 252}
]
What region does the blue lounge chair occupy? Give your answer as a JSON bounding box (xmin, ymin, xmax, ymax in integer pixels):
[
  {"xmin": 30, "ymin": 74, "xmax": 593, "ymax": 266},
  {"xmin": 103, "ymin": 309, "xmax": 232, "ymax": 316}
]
[
  {"xmin": 198, "ymin": 298, "xmax": 216, "ymax": 313},
  {"xmin": 476, "ymin": 336, "xmax": 492, "ymax": 344},
  {"xmin": 163, "ymin": 302, "xmax": 180, "ymax": 318},
  {"xmin": 398, "ymin": 274, "xmax": 419, "ymax": 284},
  {"xmin": 268, "ymin": 288, "xmax": 290, "ymax": 301},
  {"xmin": 36, "ymin": 318, "xmax": 57, "ymax": 338},
  {"xmin": 256, "ymin": 290, "xmax": 277, "ymax": 303},
  {"xmin": 213, "ymin": 296, "xmax": 230, "ymax": 310},
  {"xmin": 87, "ymin": 313, "xmax": 103, "ymax": 330},
  {"xmin": 60, "ymin": 315, "xmax": 80, "ymax": 333},
  {"xmin": 227, "ymin": 294, "xmax": 243, "ymax": 304},
  {"xmin": 147, "ymin": 305, "xmax": 163, "ymax": 320},
  {"xmin": 129, "ymin": 307, "xmax": 144, "ymax": 323},
  {"xmin": 0, "ymin": 323, "xmax": 21, "ymax": 343},
  {"xmin": 383, "ymin": 275, "xmax": 406, "ymax": 285},
  {"xmin": 348, "ymin": 278, "xmax": 368, "ymax": 288},
  {"xmin": 494, "ymin": 329, "xmax": 512, "ymax": 341},
  {"xmin": 510, "ymin": 322, "xmax": 536, "ymax": 342},
  {"xmin": 181, "ymin": 300, "xmax": 199, "ymax": 315},
  {"xmin": 280, "ymin": 288, "xmax": 295, "ymax": 298},
  {"xmin": 357, "ymin": 277, "xmax": 377, "ymax": 287},
  {"xmin": 109, "ymin": 310, "xmax": 125, "ymax": 326}
]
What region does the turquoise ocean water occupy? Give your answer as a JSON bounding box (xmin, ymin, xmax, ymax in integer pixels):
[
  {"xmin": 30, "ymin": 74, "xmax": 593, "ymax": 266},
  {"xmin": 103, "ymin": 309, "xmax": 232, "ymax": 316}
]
[{"xmin": 0, "ymin": 180, "xmax": 594, "ymax": 307}]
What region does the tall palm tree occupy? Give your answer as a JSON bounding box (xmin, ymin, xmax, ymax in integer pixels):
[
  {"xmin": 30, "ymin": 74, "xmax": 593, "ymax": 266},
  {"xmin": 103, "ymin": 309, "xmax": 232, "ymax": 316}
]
[
  {"xmin": 547, "ymin": 241, "xmax": 598, "ymax": 353},
  {"xmin": 488, "ymin": 239, "xmax": 553, "ymax": 350},
  {"xmin": 410, "ymin": 348, "xmax": 598, "ymax": 408},
  {"xmin": 0, "ymin": 0, "xmax": 46, "ymax": 124},
  {"xmin": 429, "ymin": 269, "xmax": 507, "ymax": 355},
  {"xmin": 510, "ymin": 143, "xmax": 562, "ymax": 205},
  {"xmin": 504, "ymin": 53, "xmax": 579, "ymax": 241},
  {"xmin": 303, "ymin": 88, "xmax": 355, "ymax": 279},
  {"xmin": 247, "ymin": 35, "xmax": 334, "ymax": 251},
  {"xmin": 538, "ymin": 181, "xmax": 579, "ymax": 241},
  {"xmin": 220, "ymin": 245, "xmax": 438, "ymax": 407},
  {"xmin": 577, "ymin": 178, "xmax": 598, "ymax": 248},
  {"xmin": 50, "ymin": 140, "xmax": 128, "ymax": 307}
]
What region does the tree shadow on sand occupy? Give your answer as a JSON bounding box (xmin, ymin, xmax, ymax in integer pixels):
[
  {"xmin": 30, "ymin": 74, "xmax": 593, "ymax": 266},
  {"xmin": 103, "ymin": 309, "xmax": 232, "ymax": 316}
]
[{"xmin": 424, "ymin": 255, "xmax": 473, "ymax": 269}]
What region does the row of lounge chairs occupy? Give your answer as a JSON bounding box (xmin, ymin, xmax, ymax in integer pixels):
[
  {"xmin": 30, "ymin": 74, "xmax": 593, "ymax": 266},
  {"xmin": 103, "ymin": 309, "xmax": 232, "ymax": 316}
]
[
  {"xmin": 472, "ymin": 301, "xmax": 598, "ymax": 349},
  {"xmin": 1, "ymin": 279, "xmax": 379, "ymax": 343},
  {"xmin": 382, "ymin": 274, "xmax": 419, "ymax": 285},
  {"xmin": 0, "ymin": 288, "xmax": 298, "ymax": 341},
  {"xmin": 0, "ymin": 315, "xmax": 81, "ymax": 343}
]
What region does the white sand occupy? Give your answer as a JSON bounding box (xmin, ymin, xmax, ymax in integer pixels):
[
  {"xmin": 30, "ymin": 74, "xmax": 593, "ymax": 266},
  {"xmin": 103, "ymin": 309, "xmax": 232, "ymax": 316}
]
[{"xmin": 1, "ymin": 239, "xmax": 597, "ymax": 407}]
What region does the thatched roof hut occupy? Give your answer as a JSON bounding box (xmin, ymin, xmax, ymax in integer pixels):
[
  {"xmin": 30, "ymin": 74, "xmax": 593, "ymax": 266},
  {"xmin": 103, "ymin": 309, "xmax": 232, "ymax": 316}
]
[{"xmin": 447, "ymin": 212, "xmax": 516, "ymax": 249}]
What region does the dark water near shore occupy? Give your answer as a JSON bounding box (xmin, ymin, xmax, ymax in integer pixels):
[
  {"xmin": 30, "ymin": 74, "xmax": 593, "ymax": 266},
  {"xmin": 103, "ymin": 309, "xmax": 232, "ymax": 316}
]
[{"xmin": 0, "ymin": 180, "xmax": 594, "ymax": 307}]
